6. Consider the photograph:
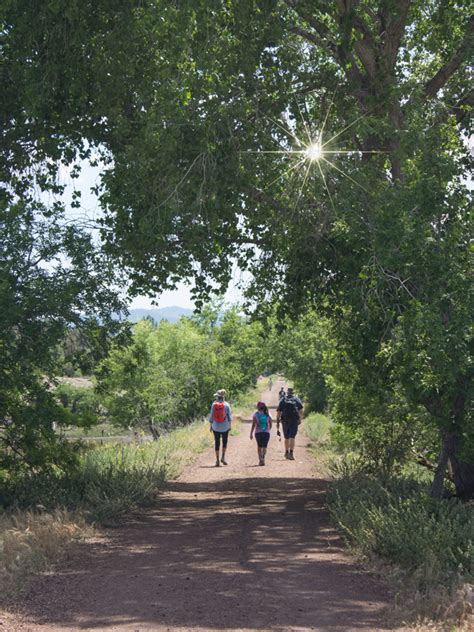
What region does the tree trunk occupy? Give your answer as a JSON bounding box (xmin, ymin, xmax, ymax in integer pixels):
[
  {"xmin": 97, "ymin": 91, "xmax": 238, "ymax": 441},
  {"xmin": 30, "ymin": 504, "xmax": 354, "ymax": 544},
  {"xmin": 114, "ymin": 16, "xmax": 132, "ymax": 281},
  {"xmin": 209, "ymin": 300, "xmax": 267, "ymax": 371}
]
[
  {"xmin": 430, "ymin": 431, "xmax": 451, "ymax": 499},
  {"xmin": 449, "ymin": 450, "xmax": 474, "ymax": 500},
  {"xmin": 430, "ymin": 430, "xmax": 474, "ymax": 499}
]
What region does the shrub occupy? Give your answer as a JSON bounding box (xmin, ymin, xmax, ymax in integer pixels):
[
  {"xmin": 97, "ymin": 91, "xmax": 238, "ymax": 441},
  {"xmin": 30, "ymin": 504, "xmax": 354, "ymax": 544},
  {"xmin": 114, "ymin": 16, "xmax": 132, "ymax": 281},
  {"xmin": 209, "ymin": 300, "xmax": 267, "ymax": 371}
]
[
  {"xmin": 55, "ymin": 382, "xmax": 102, "ymax": 427},
  {"xmin": 5, "ymin": 421, "xmax": 210, "ymax": 523},
  {"xmin": 328, "ymin": 469, "xmax": 474, "ymax": 592}
]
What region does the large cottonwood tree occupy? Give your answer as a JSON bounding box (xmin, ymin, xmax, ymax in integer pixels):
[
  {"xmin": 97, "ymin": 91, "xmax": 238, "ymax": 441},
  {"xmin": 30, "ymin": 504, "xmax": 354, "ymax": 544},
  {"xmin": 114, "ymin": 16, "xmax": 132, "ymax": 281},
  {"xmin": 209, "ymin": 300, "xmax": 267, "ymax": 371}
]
[{"xmin": 98, "ymin": 1, "xmax": 473, "ymax": 497}]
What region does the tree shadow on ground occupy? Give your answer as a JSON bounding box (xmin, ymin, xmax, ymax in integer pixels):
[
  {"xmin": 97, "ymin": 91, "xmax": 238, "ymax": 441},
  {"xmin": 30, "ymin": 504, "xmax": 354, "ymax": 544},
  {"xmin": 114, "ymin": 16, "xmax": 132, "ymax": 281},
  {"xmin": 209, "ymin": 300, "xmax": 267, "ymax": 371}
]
[{"xmin": 13, "ymin": 476, "xmax": 394, "ymax": 630}]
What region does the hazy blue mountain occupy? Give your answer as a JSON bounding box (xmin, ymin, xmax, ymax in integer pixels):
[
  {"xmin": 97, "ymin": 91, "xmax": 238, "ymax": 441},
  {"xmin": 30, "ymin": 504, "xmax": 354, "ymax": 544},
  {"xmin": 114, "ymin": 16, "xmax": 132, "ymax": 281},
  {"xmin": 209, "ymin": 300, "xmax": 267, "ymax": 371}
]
[{"xmin": 127, "ymin": 306, "xmax": 193, "ymax": 324}]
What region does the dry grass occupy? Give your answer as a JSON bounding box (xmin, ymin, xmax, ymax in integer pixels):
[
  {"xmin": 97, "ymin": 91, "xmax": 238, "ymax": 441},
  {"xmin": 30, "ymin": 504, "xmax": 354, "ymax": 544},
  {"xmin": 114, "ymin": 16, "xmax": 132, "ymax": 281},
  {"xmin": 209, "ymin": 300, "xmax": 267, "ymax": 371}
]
[
  {"xmin": 0, "ymin": 509, "xmax": 92, "ymax": 598},
  {"xmin": 390, "ymin": 580, "xmax": 474, "ymax": 631}
]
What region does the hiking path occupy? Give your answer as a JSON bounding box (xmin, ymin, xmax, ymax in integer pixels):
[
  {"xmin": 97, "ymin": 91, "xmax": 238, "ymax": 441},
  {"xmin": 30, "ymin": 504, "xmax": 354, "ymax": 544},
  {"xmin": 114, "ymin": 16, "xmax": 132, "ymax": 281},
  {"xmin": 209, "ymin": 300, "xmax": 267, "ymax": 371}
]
[{"xmin": 3, "ymin": 378, "xmax": 398, "ymax": 631}]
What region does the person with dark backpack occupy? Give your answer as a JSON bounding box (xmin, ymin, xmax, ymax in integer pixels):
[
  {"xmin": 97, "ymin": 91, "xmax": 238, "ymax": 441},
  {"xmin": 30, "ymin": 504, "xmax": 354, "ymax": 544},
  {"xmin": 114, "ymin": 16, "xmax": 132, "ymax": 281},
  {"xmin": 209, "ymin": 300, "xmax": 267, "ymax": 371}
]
[
  {"xmin": 276, "ymin": 387, "xmax": 303, "ymax": 460},
  {"xmin": 250, "ymin": 401, "xmax": 273, "ymax": 466},
  {"xmin": 208, "ymin": 389, "xmax": 232, "ymax": 467}
]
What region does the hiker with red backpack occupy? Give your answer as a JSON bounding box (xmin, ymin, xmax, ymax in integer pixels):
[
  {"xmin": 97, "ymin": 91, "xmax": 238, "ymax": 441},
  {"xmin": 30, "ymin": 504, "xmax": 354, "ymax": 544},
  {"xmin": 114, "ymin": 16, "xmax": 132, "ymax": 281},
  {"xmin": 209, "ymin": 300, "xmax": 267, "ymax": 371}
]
[
  {"xmin": 208, "ymin": 389, "xmax": 232, "ymax": 467},
  {"xmin": 276, "ymin": 387, "xmax": 303, "ymax": 460},
  {"xmin": 250, "ymin": 401, "xmax": 272, "ymax": 466}
]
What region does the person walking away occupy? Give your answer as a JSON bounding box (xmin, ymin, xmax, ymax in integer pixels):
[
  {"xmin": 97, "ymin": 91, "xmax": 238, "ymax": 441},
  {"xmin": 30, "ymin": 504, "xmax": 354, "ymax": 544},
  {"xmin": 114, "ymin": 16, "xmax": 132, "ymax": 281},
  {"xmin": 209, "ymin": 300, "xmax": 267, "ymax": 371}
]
[
  {"xmin": 276, "ymin": 387, "xmax": 303, "ymax": 460},
  {"xmin": 250, "ymin": 401, "xmax": 272, "ymax": 466},
  {"xmin": 268, "ymin": 376, "xmax": 273, "ymax": 391},
  {"xmin": 209, "ymin": 389, "xmax": 232, "ymax": 466},
  {"xmin": 278, "ymin": 386, "xmax": 285, "ymax": 400}
]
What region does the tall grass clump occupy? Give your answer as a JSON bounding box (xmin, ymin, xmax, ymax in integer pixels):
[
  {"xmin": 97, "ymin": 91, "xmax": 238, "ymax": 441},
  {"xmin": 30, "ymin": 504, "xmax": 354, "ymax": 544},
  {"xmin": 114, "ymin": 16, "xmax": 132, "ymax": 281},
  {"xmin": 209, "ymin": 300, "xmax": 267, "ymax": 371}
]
[
  {"xmin": 304, "ymin": 413, "xmax": 332, "ymax": 444},
  {"xmin": 8, "ymin": 421, "xmax": 210, "ymax": 523},
  {"xmin": 0, "ymin": 509, "xmax": 91, "ymax": 596},
  {"xmin": 327, "ymin": 462, "xmax": 474, "ymax": 594}
]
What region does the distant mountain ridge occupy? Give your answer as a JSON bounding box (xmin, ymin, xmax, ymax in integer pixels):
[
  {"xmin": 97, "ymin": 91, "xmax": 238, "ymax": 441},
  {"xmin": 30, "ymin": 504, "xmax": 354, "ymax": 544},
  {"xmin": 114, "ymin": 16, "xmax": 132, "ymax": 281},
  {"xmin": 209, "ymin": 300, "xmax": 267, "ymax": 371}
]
[{"xmin": 127, "ymin": 306, "xmax": 193, "ymax": 324}]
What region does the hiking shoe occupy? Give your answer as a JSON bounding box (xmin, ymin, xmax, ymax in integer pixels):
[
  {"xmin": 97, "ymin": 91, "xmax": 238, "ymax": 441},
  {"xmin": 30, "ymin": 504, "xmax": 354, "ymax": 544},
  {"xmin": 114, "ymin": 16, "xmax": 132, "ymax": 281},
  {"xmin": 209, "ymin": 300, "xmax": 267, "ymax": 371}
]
[
  {"xmin": 288, "ymin": 452, "xmax": 295, "ymax": 460},
  {"xmin": 221, "ymin": 458, "xmax": 228, "ymax": 465},
  {"xmin": 285, "ymin": 452, "xmax": 290, "ymax": 459},
  {"xmin": 215, "ymin": 459, "xmax": 220, "ymax": 467}
]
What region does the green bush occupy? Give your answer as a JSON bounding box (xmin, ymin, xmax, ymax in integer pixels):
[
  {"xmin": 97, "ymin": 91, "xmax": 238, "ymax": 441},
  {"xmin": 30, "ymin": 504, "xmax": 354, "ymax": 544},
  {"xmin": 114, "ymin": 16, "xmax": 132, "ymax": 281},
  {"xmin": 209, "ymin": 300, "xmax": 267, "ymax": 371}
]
[
  {"xmin": 55, "ymin": 383, "xmax": 102, "ymax": 428},
  {"xmin": 329, "ymin": 423, "xmax": 361, "ymax": 453},
  {"xmin": 328, "ymin": 468, "xmax": 474, "ymax": 591},
  {"xmin": 6, "ymin": 422, "xmax": 209, "ymax": 523}
]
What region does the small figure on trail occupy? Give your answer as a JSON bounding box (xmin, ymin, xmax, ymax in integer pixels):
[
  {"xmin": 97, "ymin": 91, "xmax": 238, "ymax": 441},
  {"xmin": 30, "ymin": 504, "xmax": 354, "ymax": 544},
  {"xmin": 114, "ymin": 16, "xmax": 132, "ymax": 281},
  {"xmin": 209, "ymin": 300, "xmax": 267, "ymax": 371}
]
[
  {"xmin": 278, "ymin": 386, "xmax": 285, "ymax": 400},
  {"xmin": 208, "ymin": 389, "xmax": 232, "ymax": 467},
  {"xmin": 268, "ymin": 376, "xmax": 273, "ymax": 391},
  {"xmin": 250, "ymin": 401, "xmax": 272, "ymax": 466},
  {"xmin": 276, "ymin": 387, "xmax": 303, "ymax": 461}
]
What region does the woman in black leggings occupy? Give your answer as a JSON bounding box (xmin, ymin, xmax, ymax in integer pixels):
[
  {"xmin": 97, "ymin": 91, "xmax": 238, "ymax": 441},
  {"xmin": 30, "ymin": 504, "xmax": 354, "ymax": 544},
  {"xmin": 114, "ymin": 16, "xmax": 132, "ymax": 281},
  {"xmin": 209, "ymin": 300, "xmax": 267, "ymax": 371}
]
[
  {"xmin": 213, "ymin": 429, "xmax": 229, "ymax": 463},
  {"xmin": 208, "ymin": 389, "xmax": 232, "ymax": 466}
]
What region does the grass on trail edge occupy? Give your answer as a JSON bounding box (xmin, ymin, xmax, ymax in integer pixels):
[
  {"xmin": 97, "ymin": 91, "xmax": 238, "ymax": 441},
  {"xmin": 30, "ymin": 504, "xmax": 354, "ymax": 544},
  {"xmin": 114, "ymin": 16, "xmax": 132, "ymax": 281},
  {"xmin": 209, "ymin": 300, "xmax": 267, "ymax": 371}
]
[
  {"xmin": 304, "ymin": 414, "xmax": 474, "ymax": 628},
  {"xmin": 0, "ymin": 421, "xmax": 210, "ymax": 598}
]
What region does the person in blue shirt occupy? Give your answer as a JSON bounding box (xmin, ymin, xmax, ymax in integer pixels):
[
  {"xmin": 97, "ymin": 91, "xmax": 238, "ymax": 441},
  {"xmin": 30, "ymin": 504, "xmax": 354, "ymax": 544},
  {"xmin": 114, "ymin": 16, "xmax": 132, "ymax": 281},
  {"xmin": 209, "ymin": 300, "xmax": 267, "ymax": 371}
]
[
  {"xmin": 208, "ymin": 389, "xmax": 232, "ymax": 467},
  {"xmin": 250, "ymin": 401, "xmax": 273, "ymax": 466}
]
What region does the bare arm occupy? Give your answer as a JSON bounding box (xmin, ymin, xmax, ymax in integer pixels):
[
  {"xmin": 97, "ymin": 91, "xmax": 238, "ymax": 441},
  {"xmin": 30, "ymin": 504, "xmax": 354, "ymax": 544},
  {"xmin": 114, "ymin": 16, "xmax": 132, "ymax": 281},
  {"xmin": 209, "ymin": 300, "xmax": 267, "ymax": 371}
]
[{"xmin": 250, "ymin": 418, "xmax": 256, "ymax": 438}]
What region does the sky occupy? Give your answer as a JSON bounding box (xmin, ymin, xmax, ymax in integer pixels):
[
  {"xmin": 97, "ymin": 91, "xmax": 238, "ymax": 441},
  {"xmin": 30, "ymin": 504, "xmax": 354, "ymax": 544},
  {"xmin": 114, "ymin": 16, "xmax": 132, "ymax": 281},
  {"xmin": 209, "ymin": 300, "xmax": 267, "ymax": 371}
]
[{"xmin": 59, "ymin": 159, "xmax": 246, "ymax": 310}]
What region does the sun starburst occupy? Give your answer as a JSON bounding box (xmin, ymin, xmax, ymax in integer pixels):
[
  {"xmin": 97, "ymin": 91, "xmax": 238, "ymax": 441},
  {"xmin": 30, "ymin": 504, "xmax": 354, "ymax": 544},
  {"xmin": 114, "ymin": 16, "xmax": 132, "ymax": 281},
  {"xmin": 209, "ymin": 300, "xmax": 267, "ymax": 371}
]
[
  {"xmin": 304, "ymin": 141, "xmax": 323, "ymax": 161},
  {"xmin": 243, "ymin": 92, "xmax": 383, "ymax": 209}
]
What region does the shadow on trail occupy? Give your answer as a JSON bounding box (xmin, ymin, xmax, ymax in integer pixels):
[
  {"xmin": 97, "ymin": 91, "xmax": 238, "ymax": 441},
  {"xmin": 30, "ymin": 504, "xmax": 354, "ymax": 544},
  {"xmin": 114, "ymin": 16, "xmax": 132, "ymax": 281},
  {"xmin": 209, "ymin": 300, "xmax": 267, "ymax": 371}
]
[{"xmin": 17, "ymin": 476, "xmax": 393, "ymax": 630}]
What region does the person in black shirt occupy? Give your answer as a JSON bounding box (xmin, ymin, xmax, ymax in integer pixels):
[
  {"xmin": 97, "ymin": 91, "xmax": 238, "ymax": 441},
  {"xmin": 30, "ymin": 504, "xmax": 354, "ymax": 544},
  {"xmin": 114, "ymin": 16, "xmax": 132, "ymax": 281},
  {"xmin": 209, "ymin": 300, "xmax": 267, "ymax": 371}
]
[{"xmin": 276, "ymin": 387, "xmax": 303, "ymax": 460}]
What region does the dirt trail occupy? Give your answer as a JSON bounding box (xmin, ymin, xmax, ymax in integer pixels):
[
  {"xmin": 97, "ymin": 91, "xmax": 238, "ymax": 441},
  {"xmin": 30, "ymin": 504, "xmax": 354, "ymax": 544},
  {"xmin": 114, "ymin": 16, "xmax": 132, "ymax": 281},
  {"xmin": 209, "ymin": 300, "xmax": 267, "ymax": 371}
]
[{"xmin": 4, "ymin": 379, "xmax": 396, "ymax": 631}]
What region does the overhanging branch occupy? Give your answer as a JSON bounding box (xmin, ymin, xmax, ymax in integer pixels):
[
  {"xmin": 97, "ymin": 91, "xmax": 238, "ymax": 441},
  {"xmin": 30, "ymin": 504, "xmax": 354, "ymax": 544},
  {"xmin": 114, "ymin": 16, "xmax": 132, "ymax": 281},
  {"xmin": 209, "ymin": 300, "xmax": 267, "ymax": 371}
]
[
  {"xmin": 287, "ymin": 23, "xmax": 338, "ymax": 62},
  {"xmin": 424, "ymin": 15, "xmax": 474, "ymax": 99}
]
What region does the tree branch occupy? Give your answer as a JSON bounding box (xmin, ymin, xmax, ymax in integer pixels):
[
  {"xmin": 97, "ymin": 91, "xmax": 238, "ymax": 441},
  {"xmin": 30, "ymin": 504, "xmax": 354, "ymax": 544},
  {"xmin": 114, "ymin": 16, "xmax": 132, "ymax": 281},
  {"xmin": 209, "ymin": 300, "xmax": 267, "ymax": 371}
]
[
  {"xmin": 380, "ymin": 0, "xmax": 411, "ymax": 70},
  {"xmin": 283, "ymin": 0, "xmax": 339, "ymax": 59},
  {"xmin": 424, "ymin": 15, "xmax": 474, "ymax": 99},
  {"xmin": 353, "ymin": 33, "xmax": 377, "ymax": 78},
  {"xmin": 429, "ymin": 87, "xmax": 474, "ymax": 128},
  {"xmin": 287, "ymin": 24, "xmax": 334, "ymax": 55},
  {"xmin": 284, "ymin": 0, "xmax": 337, "ymax": 42},
  {"xmin": 415, "ymin": 452, "xmax": 455, "ymax": 483}
]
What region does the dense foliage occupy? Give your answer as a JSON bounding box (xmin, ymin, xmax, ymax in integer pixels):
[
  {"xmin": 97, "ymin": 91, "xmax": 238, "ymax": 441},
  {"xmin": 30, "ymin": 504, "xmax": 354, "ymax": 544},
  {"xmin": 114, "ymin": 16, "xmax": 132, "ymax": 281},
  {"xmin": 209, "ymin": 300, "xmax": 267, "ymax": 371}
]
[
  {"xmin": 0, "ymin": 208, "xmax": 126, "ymax": 480},
  {"xmin": 266, "ymin": 312, "xmax": 329, "ymax": 413},
  {"xmin": 5, "ymin": 422, "xmax": 209, "ymax": 522},
  {"xmin": 329, "ymin": 464, "xmax": 473, "ymax": 593},
  {"xmin": 1, "ymin": 1, "xmax": 133, "ymax": 478},
  {"xmin": 97, "ymin": 306, "xmax": 265, "ymax": 430},
  {"xmin": 304, "ymin": 415, "xmax": 473, "ymax": 607}
]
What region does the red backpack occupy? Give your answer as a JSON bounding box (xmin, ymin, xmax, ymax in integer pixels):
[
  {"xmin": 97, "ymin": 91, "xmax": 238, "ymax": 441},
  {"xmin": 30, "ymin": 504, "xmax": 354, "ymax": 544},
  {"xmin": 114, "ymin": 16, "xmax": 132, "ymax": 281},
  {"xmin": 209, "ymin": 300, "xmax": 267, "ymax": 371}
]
[{"xmin": 212, "ymin": 401, "xmax": 226, "ymax": 423}]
